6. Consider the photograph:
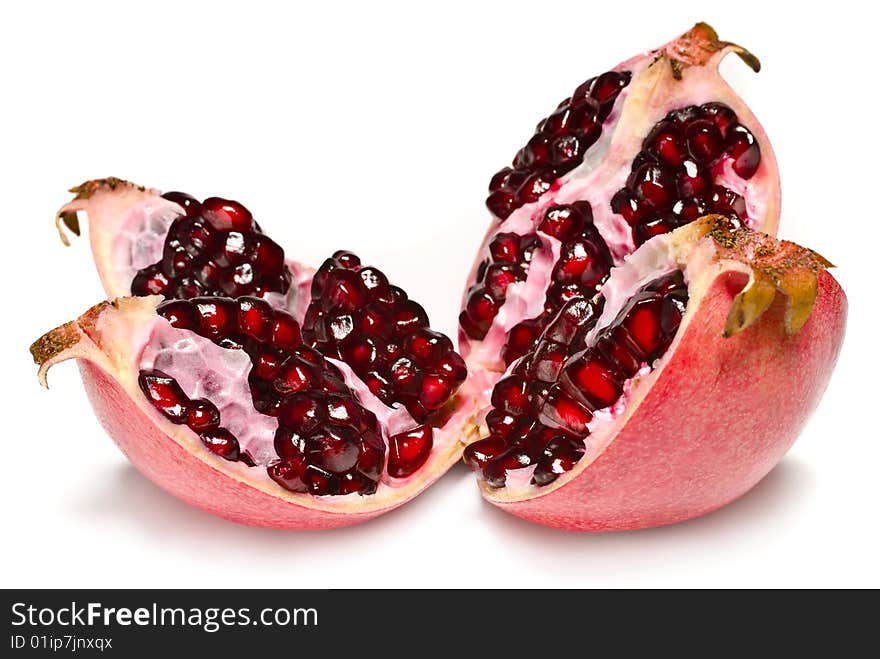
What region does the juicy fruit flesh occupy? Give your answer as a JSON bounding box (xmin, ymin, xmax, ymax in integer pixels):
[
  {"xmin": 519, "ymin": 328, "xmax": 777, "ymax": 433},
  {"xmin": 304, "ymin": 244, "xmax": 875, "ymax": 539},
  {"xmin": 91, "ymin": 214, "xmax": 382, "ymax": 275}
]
[
  {"xmin": 131, "ymin": 192, "xmax": 292, "ymax": 300},
  {"xmin": 143, "ymin": 296, "xmax": 386, "ymax": 496},
  {"xmin": 612, "ymin": 103, "xmax": 761, "ymax": 246},
  {"xmin": 138, "ymin": 251, "xmax": 467, "ymax": 495},
  {"xmin": 506, "ymin": 201, "xmax": 612, "ymax": 364},
  {"xmin": 462, "ymin": 102, "xmax": 760, "ymax": 366},
  {"xmin": 487, "ymin": 71, "xmax": 632, "ymax": 220},
  {"xmin": 302, "ymin": 251, "xmax": 468, "ymax": 429},
  {"xmin": 459, "ymin": 232, "xmax": 541, "ymax": 340},
  {"xmin": 464, "ymin": 272, "xmax": 688, "ymax": 488}
]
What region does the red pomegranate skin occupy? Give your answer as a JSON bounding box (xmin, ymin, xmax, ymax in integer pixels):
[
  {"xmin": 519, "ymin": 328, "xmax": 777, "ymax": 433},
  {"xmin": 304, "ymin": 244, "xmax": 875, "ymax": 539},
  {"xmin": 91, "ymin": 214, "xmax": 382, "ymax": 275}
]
[{"xmin": 490, "ymin": 271, "xmax": 846, "ymax": 531}]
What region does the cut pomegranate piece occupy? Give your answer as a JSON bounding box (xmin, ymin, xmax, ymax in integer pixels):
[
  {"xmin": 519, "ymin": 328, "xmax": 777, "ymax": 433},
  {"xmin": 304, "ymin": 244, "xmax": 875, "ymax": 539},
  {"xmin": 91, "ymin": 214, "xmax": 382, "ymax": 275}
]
[
  {"xmin": 31, "ymin": 292, "xmax": 477, "ymax": 528},
  {"xmin": 463, "ymin": 217, "xmax": 845, "ymax": 531},
  {"xmin": 461, "ymin": 23, "xmax": 780, "ymax": 376},
  {"xmin": 40, "ymin": 185, "xmax": 475, "ymax": 527}
]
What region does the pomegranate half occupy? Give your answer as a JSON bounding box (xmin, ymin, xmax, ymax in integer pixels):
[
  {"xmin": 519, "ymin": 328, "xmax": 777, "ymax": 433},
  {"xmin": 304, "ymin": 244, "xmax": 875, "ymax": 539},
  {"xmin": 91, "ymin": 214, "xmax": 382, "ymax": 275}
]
[
  {"xmin": 458, "ymin": 23, "xmax": 844, "ymax": 531},
  {"xmin": 464, "ymin": 217, "xmax": 846, "ymax": 531},
  {"xmin": 35, "ymin": 181, "xmax": 479, "ymax": 528}
]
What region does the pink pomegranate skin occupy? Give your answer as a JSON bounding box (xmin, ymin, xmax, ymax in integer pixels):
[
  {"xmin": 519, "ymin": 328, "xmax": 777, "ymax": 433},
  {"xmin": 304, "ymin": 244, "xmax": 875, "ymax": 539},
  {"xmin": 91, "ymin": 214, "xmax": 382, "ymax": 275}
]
[
  {"xmin": 79, "ymin": 362, "xmax": 382, "ymax": 529},
  {"xmin": 490, "ymin": 271, "xmax": 846, "ymax": 531}
]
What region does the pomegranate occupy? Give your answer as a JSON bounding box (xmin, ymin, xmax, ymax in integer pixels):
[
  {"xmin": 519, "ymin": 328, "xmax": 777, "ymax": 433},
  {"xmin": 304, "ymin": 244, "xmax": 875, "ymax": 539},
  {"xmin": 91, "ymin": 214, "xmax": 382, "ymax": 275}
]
[
  {"xmin": 35, "ymin": 181, "xmax": 476, "ymax": 528},
  {"xmin": 461, "ymin": 23, "xmax": 780, "ymax": 373},
  {"xmin": 463, "ymin": 216, "xmax": 846, "ymax": 530},
  {"xmin": 459, "ymin": 23, "xmax": 844, "ymax": 531}
]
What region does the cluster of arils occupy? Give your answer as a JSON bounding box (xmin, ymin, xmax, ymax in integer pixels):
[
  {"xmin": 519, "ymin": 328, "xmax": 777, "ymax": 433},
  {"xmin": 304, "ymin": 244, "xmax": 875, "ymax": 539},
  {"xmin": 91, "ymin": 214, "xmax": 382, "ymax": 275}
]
[
  {"xmin": 132, "ymin": 193, "xmax": 291, "ymax": 300},
  {"xmin": 144, "ymin": 296, "xmax": 386, "ymax": 496},
  {"xmin": 465, "ymin": 273, "xmax": 688, "ymax": 487},
  {"xmin": 611, "ymin": 103, "xmax": 761, "ymax": 246},
  {"xmin": 487, "ymin": 71, "xmax": 631, "ymax": 219}
]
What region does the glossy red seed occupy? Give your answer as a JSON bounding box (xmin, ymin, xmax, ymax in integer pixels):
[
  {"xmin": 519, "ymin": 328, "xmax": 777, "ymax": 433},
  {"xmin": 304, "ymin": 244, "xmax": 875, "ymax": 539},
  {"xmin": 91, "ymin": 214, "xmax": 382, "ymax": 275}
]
[
  {"xmin": 491, "ymin": 376, "xmax": 530, "ymax": 416},
  {"xmin": 271, "ymin": 312, "xmax": 302, "ymax": 351},
  {"xmin": 463, "ymin": 436, "xmax": 508, "ymax": 470},
  {"xmin": 138, "ymin": 371, "xmax": 189, "ymax": 423},
  {"xmin": 202, "ymin": 197, "xmax": 254, "ymax": 232},
  {"xmin": 279, "ymin": 392, "xmax": 326, "ymax": 433},
  {"xmin": 199, "ymin": 427, "xmax": 240, "ymax": 461},
  {"xmin": 237, "ymin": 296, "xmax": 274, "ymax": 341},
  {"xmin": 157, "ymin": 300, "xmax": 199, "ymax": 331},
  {"xmin": 308, "ymin": 426, "xmax": 361, "ymax": 473},
  {"xmin": 419, "ymin": 375, "xmax": 451, "ymax": 410},
  {"xmin": 566, "ymin": 354, "xmax": 623, "ymax": 411},
  {"xmin": 267, "ymin": 459, "xmax": 309, "ymax": 493},
  {"xmin": 538, "ymin": 389, "xmax": 592, "ymax": 434},
  {"xmin": 273, "ymin": 356, "xmax": 317, "ymax": 394},
  {"xmin": 187, "ymin": 399, "xmax": 220, "ymax": 431},
  {"xmin": 162, "ymin": 191, "xmax": 202, "ymax": 217},
  {"xmin": 195, "ymin": 298, "xmax": 235, "ymax": 337},
  {"xmin": 387, "ymin": 426, "xmax": 434, "ymax": 478},
  {"xmin": 727, "ymin": 125, "xmax": 761, "ymax": 179}
]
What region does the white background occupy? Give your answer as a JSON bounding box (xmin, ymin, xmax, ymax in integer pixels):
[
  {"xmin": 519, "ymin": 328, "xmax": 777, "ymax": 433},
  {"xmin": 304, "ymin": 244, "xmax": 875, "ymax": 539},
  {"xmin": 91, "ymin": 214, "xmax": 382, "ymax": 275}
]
[{"xmin": 1, "ymin": 1, "xmax": 876, "ymax": 588}]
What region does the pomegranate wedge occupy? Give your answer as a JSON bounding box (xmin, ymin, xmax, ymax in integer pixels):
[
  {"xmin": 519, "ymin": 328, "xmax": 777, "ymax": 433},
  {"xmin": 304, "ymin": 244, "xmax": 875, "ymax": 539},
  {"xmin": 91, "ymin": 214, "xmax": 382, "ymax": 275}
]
[
  {"xmin": 40, "ymin": 181, "xmax": 478, "ymax": 527},
  {"xmin": 464, "ymin": 217, "xmax": 846, "ymax": 531},
  {"xmin": 461, "ymin": 23, "xmax": 780, "ymax": 375},
  {"xmin": 31, "ymin": 292, "xmax": 477, "ymax": 529}
]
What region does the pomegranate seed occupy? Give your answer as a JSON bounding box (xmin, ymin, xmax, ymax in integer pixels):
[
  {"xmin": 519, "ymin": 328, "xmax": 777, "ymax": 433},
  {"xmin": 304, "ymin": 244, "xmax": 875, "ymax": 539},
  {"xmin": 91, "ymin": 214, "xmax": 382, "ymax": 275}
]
[
  {"xmin": 483, "ymin": 448, "xmax": 534, "ymax": 488},
  {"xmin": 162, "ymin": 191, "xmax": 202, "ymax": 217},
  {"xmin": 200, "ymin": 428, "xmax": 240, "ymax": 461},
  {"xmin": 202, "ymin": 197, "xmax": 254, "ymax": 232},
  {"xmin": 267, "ymin": 459, "xmax": 309, "ymax": 493},
  {"xmin": 565, "ymin": 353, "xmax": 623, "ymax": 411},
  {"xmin": 194, "ymin": 298, "xmax": 236, "ymax": 337},
  {"xmin": 491, "ymin": 376, "xmax": 530, "ymax": 416},
  {"xmin": 273, "ymin": 356, "xmax": 318, "ymax": 394},
  {"xmin": 387, "ymin": 426, "xmax": 434, "ymax": 478},
  {"xmin": 532, "ymin": 436, "xmax": 586, "ymax": 486},
  {"xmin": 132, "ymin": 265, "xmax": 170, "ymax": 295},
  {"xmin": 157, "ymin": 300, "xmax": 199, "ymax": 331},
  {"xmin": 187, "ymin": 398, "xmax": 220, "ymax": 432},
  {"xmin": 138, "ymin": 370, "xmax": 189, "ymax": 423},
  {"xmin": 419, "ymin": 375, "xmax": 452, "ymax": 410},
  {"xmin": 727, "ymin": 125, "xmax": 761, "ymax": 179},
  {"xmin": 279, "ymin": 393, "xmax": 326, "ymax": 434},
  {"xmin": 271, "ymin": 312, "xmax": 302, "ymax": 351},
  {"xmin": 237, "ymin": 296, "xmax": 274, "ymax": 341},
  {"xmin": 307, "ymin": 425, "xmax": 361, "ymax": 474},
  {"xmin": 539, "ymin": 389, "xmax": 592, "ymax": 434},
  {"xmin": 463, "ymin": 436, "xmax": 508, "ymax": 470}
]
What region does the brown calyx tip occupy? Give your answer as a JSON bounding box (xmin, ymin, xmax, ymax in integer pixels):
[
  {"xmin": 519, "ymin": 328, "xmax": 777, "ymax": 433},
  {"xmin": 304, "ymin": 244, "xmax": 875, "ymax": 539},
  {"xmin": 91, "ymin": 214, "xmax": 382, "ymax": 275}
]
[
  {"xmin": 29, "ymin": 300, "xmax": 112, "ymax": 388},
  {"xmin": 691, "ymin": 215, "xmax": 833, "ymax": 337},
  {"xmin": 68, "ymin": 177, "xmax": 144, "ymax": 200},
  {"xmin": 662, "ymin": 22, "xmax": 760, "ymax": 79},
  {"xmin": 30, "ymin": 321, "xmax": 83, "ymax": 389}
]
